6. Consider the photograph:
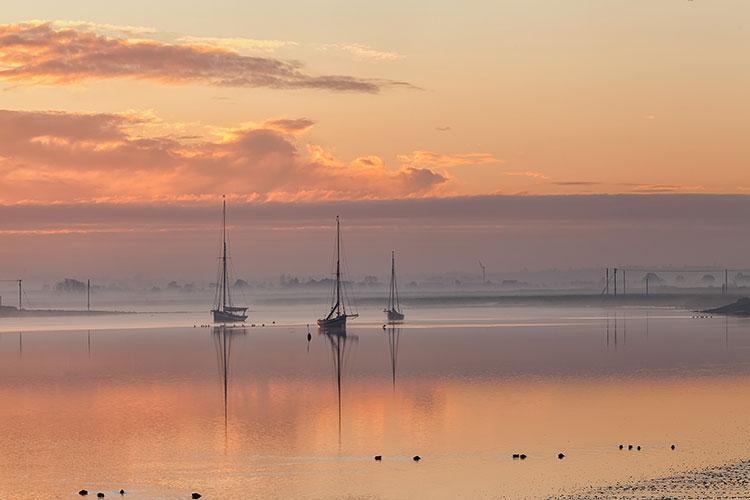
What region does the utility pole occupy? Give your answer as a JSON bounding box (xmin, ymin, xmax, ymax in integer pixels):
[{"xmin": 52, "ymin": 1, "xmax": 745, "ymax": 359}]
[
  {"xmin": 613, "ymin": 268, "xmax": 618, "ymax": 296},
  {"xmin": 605, "ymin": 268, "xmax": 609, "ymax": 295},
  {"xmin": 725, "ymin": 269, "xmax": 728, "ymax": 296}
]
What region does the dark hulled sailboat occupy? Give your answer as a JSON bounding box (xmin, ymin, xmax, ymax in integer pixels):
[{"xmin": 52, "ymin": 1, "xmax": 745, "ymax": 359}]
[
  {"xmin": 211, "ymin": 197, "xmax": 248, "ymax": 323},
  {"xmin": 317, "ymin": 216, "xmax": 358, "ymax": 330},
  {"xmin": 384, "ymin": 251, "xmax": 405, "ymax": 321}
]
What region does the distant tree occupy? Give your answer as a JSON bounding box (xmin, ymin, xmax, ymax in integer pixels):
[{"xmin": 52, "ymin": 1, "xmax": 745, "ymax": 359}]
[
  {"xmin": 641, "ymin": 272, "xmax": 663, "ymax": 283},
  {"xmin": 363, "ymin": 275, "xmax": 378, "ymax": 285},
  {"xmin": 234, "ymin": 279, "xmax": 249, "ymax": 288},
  {"xmin": 701, "ymin": 274, "xmax": 716, "ymax": 284},
  {"xmin": 675, "ymin": 275, "xmax": 686, "ymax": 284},
  {"xmin": 55, "ymin": 278, "xmax": 86, "ymax": 293},
  {"xmin": 166, "ymin": 281, "xmax": 180, "ymax": 290}
]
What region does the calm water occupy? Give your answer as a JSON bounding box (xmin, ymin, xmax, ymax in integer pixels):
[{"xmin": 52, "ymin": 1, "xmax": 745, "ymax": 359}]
[{"xmin": 1, "ymin": 307, "xmax": 750, "ymax": 499}]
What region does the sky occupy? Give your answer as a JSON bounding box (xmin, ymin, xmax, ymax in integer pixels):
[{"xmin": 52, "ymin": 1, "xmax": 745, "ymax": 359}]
[{"xmin": 0, "ymin": 1, "xmax": 749, "ymax": 282}]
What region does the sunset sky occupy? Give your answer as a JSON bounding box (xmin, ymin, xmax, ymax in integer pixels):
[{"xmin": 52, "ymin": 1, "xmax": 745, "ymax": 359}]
[{"xmin": 0, "ymin": 1, "xmax": 749, "ymax": 281}]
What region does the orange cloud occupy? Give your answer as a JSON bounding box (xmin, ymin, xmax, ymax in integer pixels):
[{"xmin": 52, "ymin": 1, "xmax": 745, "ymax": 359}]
[
  {"xmin": 397, "ymin": 150, "xmax": 501, "ymax": 168},
  {"xmin": 0, "ymin": 109, "xmax": 448, "ymax": 203},
  {"xmin": 0, "ymin": 22, "xmax": 412, "ymax": 93}
]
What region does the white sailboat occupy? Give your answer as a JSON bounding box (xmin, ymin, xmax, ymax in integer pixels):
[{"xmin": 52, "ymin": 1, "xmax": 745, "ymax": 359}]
[
  {"xmin": 384, "ymin": 250, "xmax": 405, "ymax": 321},
  {"xmin": 211, "ymin": 196, "xmax": 248, "ymax": 323},
  {"xmin": 318, "ymin": 216, "xmax": 358, "ymax": 330}
]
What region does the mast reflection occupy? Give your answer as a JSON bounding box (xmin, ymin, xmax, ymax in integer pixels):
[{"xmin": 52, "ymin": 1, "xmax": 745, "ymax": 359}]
[
  {"xmin": 212, "ymin": 325, "xmax": 246, "ymax": 444},
  {"xmin": 321, "ymin": 328, "xmax": 357, "ymax": 443},
  {"xmin": 385, "ymin": 325, "xmax": 400, "ymax": 389}
]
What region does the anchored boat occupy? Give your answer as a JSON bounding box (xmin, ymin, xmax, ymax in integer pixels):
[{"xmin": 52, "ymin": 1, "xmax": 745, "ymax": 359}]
[
  {"xmin": 384, "ymin": 250, "xmax": 405, "ymax": 321},
  {"xmin": 211, "ymin": 197, "xmax": 248, "ymax": 323},
  {"xmin": 318, "ymin": 216, "xmax": 358, "ymax": 330}
]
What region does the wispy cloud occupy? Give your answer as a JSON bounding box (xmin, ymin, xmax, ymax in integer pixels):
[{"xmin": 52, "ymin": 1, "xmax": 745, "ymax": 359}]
[
  {"xmin": 505, "ymin": 171, "xmax": 549, "ymax": 180},
  {"xmin": 0, "ymin": 22, "xmax": 413, "ymax": 93},
  {"xmin": 318, "ymin": 43, "xmax": 403, "ymax": 61},
  {"xmin": 0, "ymin": 109, "xmax": 448, "ymax": 204},
  {"xmin": 176, "ymin": 35, "xmax": 298, "ymax": 53},
  {"xmin": 398, "ymin": 150, "xmax": 501, "ymax": 168}
]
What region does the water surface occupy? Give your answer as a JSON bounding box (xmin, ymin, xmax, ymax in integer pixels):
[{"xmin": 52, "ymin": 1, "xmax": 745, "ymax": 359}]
[{"xmin": 1, "ymin": 307, "xmax": 750, "ymax": 499}]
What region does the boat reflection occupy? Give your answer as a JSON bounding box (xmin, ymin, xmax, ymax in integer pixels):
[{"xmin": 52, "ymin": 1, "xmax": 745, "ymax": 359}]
[
  {"xmin": 385, "ymin": 325, "xmax": 400, "ymax": 389},
  {"xmin": 320, "ymin": 328, "xmax": 357, "ymax": 443},
  {"xmin": 212, "ymin": 325, "xmax": 246, "ymax": 443}
]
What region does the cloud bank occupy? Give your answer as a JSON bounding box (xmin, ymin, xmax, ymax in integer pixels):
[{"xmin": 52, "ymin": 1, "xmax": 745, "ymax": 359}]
[
  {"xmin": 0, "ymin": 109, "xmax": 448, "ymax": 204},
  {"xmin": 0, "ymin": 22, "xmax": 412, "ymax": 92}
]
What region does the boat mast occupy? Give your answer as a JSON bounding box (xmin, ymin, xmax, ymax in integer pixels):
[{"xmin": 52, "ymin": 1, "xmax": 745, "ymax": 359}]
[
  {"xmin": 392, "ymin": 251, "xmax": 400, "ymax": 311},
  {"xmin": 335, "ymin": 215, "xmax": 342, "ymax": 317},
  {"xmin": 222, "ymin": 195, "xmax": 227, "ymax": 311}
]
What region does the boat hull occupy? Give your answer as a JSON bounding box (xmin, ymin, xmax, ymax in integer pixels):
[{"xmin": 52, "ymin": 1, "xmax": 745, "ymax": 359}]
[
  {"xmin": 386, "ymin": 309, "xmax": 405, "ymax": 322},
  {"xmin": 317, "ymin": 314, "xmax": 348, "ymax": 330},
  {"xmin": 212, "ymin": 309, "xmax": 247, "ymax": 323}
]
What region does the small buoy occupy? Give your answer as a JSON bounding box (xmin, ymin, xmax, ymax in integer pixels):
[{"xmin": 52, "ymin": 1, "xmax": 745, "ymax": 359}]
[
  {"xmin": 558, "ymin": 453, "xmax": 565, "ymax": 459},
  {"xmin": 637, "ymin": 445, "xmax": 641, "ymax": 451},
  {"xmin": 374, "ymin": 455, "xmax": 382, "ymax": 461},
  {"xmin": 119, "ymin": 490, "xmax": 125, "ymax": 495},
  {"xmin": 512, "ymin": 453, "xmax": 520, "ymax": 459},
  {"xmin": 671, "ymin": 444, "xmax": 676, "ymax": 450},
  {"xmin": 97, "ymin": 494, "xmax": 104, "ymax": 499},
  {"xmin": 79, "ymin": 491, "xmax": 88, "ymax": 496},
  {"xmin": 382, "ymin": 324, "xmax": 386, "ymax": 330},
  {"xmin": 412, "ymin": 455, "xmax": 421, "ymax": 462},
  {"xmin": 272, "ymin": 321, "xmax": 276, "ymax": 324},
  {"xmin": 307, "ymin": 333, "xmax": 312, "ymax": 342},
  {"xmin": 520, "ymin": 454, "xmax": 527, "ymax": 460},
  {"xmin": 628, "ymin": 445, "xmax": 633, "ymax": 450},
  {"xmin": 618, "ymin": 444, "xmax": 624, "ymax": 450},
  {"xmin": 262, "ymin": 323, "xmax": 265, "ymax": 327},
  {"xmin": 192, "ymin": 494, "xmax": 202, "ymax": 500}
]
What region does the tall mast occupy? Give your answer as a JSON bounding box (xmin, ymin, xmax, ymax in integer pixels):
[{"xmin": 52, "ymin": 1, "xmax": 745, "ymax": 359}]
[
  {"xmin": 335, "ymin": 216, "xmax": 341, "ymax": 316},
  {"xmin": 222, "ymin": 195, "xmax": 227, "ymax": 310},
  {"xmin": 389, "ymin": 251, "xmax": 395, "ymax": 310}
]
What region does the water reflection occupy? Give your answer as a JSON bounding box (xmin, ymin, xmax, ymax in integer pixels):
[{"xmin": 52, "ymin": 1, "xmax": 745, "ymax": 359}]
[
  {"xmin": 605, "ymin": 313, "xmax": 627, "ymax": 351},
  {"xmin": 385, "ymin": 325, "xmax": 400, "ymax": 389},
  {"xmin": 320, "ymin": 328, "xmax": 357, "ymax": 443},
  {"xmin": 212, "ymin": 326, "xmax": 246, "ymax": 443}
]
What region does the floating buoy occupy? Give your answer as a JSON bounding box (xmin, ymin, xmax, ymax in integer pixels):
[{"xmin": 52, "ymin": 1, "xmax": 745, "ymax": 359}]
[
  {"xmin": 671, "ymin": 444, "xmax": 676, "ymax": 450},
  {"xmin": 119, "ymin": 490, "xmax": 125, "ymax": 495},
  {"xmin": 192, "ymin": 494, "xmax": 202, "ymax": 500},
  {"xmin": 97, "ymin": 494, "xmax": 104, "ymax": 499},
  {"xmin": 79, "ymin": 491, "xmax": 88, "ymax": 496},
  {"xmin": 412, "ymin": 455, "xmax": 421, "ymax": 462},
  {"xmin": 512, "ymin": 453, "xmax": 520, "ymax": 459},
  {"xmin": 618, "ymin": 444, "xmax": 624, "ymax": 450},
  {"xmin": 628, "ymin": 445, "xmax": 633, "ymax": 450},
  {"xmin": 558, "ymin": 453, "xmax": 565, "ymax": 459},
  {"xmin": 519, "ymin": 454, "xmax": 527, "ymax": 460},
  {"xmin": 374, "ymin": 455, "xmax": 382, "ymax": 461}
]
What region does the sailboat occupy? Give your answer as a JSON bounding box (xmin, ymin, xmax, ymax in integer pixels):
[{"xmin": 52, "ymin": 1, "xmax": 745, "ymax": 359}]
[
  {"xmin": 317, "ymin": 216, "xmax": 358, "ymax": 330},
  {"xmin": 384, "ymin": 251, "xmax": 405, "ymax": 321},
  {"xmin": 211, "ymin": 197, "xmax": 248, "ymax": 323}
]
